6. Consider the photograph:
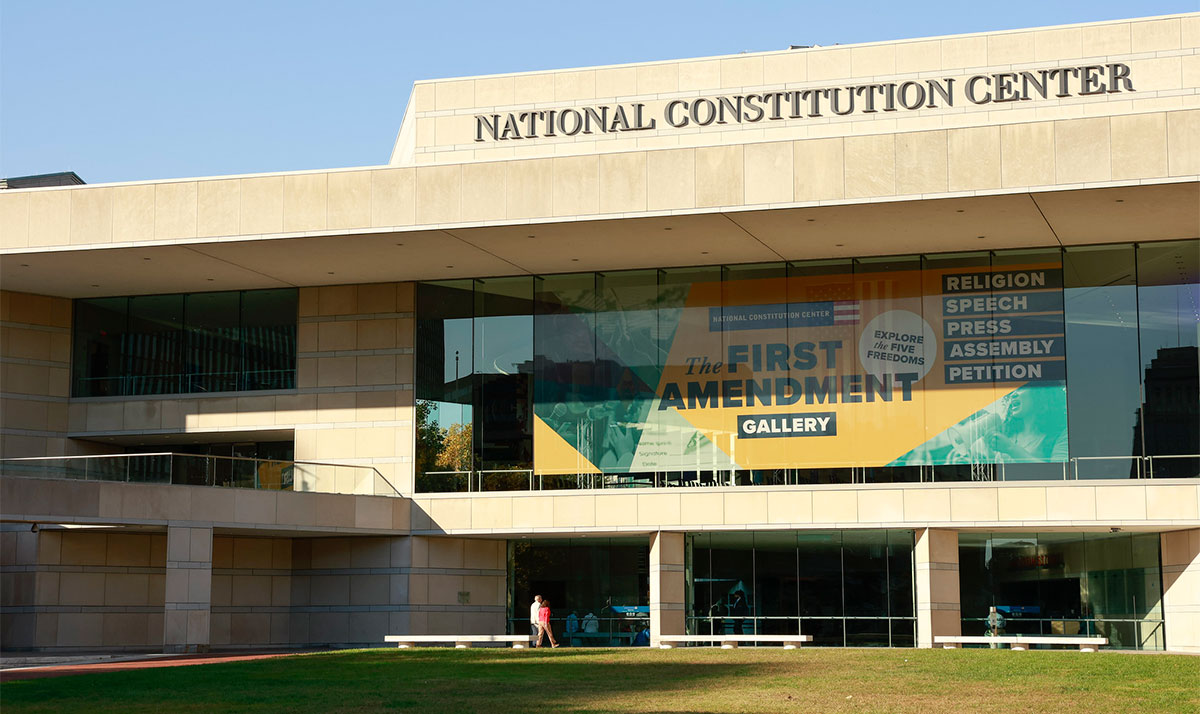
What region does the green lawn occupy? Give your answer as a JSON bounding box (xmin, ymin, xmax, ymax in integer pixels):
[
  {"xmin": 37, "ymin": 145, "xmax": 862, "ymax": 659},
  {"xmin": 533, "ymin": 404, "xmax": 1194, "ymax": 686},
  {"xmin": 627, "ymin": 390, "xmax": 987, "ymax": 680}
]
[{"xmin": 3, "ymin": 648, "xmax": 1197, "ymax": 714}]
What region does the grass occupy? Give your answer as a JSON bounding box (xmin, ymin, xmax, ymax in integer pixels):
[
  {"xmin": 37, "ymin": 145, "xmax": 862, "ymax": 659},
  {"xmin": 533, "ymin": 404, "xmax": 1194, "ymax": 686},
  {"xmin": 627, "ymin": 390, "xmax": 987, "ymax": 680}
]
[{"xmin": 2, "ymin": 647, "xmax": 1198, "ymax": 714}]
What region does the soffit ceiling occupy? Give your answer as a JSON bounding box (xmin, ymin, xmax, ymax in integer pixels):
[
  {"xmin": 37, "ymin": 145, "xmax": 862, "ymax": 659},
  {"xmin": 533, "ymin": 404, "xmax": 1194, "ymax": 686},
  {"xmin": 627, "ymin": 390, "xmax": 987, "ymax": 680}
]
[{"xmin": 3, "ymin": 183, "xmax": 1195, "ymax": 298}]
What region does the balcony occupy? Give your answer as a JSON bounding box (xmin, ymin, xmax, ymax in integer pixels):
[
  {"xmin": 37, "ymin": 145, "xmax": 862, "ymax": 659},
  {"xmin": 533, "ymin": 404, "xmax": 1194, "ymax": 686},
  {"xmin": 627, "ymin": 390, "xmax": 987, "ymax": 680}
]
[{"xmin": 0, "ymin": 453, "xmax": 400, "ymax": 497}]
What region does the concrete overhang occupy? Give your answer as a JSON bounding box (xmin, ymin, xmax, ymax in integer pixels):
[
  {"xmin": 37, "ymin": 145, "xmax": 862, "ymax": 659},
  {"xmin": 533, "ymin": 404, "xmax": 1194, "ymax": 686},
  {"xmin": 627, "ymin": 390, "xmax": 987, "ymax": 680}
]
[{"xmin": 3, "ymin": 182, "xmax": 1196, "ymax": 299}]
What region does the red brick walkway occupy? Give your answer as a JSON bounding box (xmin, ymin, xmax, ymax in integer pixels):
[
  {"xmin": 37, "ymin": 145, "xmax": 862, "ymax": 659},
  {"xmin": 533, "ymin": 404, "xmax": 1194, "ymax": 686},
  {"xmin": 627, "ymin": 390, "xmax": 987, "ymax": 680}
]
[{"xmin": 1, "ymin": 651, "xmax": 300, "ymax": 682}]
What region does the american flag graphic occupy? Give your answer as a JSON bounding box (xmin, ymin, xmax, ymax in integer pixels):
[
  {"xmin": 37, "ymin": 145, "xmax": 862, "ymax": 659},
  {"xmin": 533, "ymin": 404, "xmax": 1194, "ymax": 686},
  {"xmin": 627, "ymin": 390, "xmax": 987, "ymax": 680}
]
[{"xmin": 833, "ymin": 300, "xmax": 860, "ymax": 324}]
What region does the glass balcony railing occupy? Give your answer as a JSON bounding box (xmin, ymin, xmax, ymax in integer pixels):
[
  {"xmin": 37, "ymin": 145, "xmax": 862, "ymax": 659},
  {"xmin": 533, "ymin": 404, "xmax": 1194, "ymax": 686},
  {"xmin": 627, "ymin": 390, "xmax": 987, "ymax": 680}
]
[
  {"xmin": 415, "ymin": 454, "xmax": 1199, "ymax": 494},
  {"xmin": 0, "ymin": 452, "xmax": 401, "ymax": 497}
]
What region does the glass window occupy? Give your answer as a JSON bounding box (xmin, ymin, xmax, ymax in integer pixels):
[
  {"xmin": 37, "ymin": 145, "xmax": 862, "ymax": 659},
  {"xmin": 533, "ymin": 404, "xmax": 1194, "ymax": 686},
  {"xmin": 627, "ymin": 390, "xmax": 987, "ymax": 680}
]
[
  {"xmin": 594, "ymin": 270, "xmax": 661, "ymax": 477},
  {"xmin": 1135, "ymin": 240, "xmax": 1199, "ymax": 478},
  {"xmin": 686, "ymin": 530, "xmax": 916, "ymax": 647},
  {"xmin": 958, "ymin": 532, "xmax": 1164, "ymax": 650},
  {"xmin": 509, "ymin": 538, "xmax": 649, "ymax": 646},
  {"xmin": 887, "ymin": 529, "xmax": 915, "ymax": 619},
  {"xmin": 413, "ymin": 241, "xmax": 1195, "ymax": 491},
  {"xmin": 72, "ymin": 297, "xmax": 127, "ymax": 397},
  {"xmin": 474, "ymin": 277, "xmax": 534, "ymax": 481},
  {"xmin": 753, "ymin": 531, "xmax": 799, "ymax": 633},
  {"xmin": 709, "ymin": 532, "xmax": 755, "ymax": 635},
  {"xmin": 72, "ymin": 289, "xmax": 296, "ymax": 398},
  {"xmin": 1064, "ymin": 245, "xmax": 1142, "ymax": 478},
  {"xmin": 415, "ymin": 280, "xmax": 475, "ymax": 491},
  {"xmin": 534, "ymin": 273, "xmax": 598, "ymax": 478},
  {"xmin": 241, "ymin": 289, "xmax": 297, "ymax": 391},
  {"xmin": 989, "ymin": 248, "xmax": 1068, "ymax": 481},
  {"xmin": 843, "ymin": 530, "xmax": 889, "ymax": 618},
  {"xmin": 185, "ymin": 291, "xmax": 241, "ymax": 393},
  {"xmin": 124, "ymin": 294, "xmax": 184, "ymax": 395},
  {"xmin": 797, "ymin": 531, "xmax": 843, "ymax": 620}
]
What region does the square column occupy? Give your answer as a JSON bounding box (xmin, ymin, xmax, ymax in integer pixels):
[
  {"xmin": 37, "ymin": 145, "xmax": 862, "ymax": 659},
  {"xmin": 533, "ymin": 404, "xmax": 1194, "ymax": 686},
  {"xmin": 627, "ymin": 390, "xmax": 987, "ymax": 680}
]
[
  {"xmin": 649, "ymin": 531, "xmax": 685, "ymax": 648},
  {"xmin": 1162, "ymin": 529, "xmax": 1200, "ymax": 653},
  {"xmin": 164, "ymin": 526, "xmax": 213, "ymax": 654},
  {"xmin": 915, "ymin": 528, "xmax": 961, "ymax": 648}
]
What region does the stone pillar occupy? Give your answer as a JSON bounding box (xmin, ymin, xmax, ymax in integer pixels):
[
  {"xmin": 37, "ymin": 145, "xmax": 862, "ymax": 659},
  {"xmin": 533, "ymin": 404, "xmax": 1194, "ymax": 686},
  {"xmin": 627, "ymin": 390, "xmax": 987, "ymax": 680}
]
[
  {"xmin": 915, "ymin": 528, "xmax": 960, "ymax": 648},
  {"xmin": 164, "ymin": 526, "xmax": 212, "ymax": 653},
  {"xmin": 649, "ymin": 531, "xmax": 685, "ymax": 648},
  {"xmin": 1162, "ymin": 529, "xmax": 1200, "ymax": 654}
]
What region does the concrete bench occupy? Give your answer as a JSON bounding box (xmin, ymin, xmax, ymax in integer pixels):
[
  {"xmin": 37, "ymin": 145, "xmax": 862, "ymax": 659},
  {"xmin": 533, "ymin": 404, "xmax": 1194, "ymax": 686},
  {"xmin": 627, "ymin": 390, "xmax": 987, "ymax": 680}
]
[
  {"xmin": 384, "ymin": 635, "xmax": 533, "ymax": 649},
  {"xmin": 658, "ymin": 634, "xmax": 814, "ymax": 650},
  {"xmin": 935, "ymin": 635, "xmax": 1107, "ymax": 652}
]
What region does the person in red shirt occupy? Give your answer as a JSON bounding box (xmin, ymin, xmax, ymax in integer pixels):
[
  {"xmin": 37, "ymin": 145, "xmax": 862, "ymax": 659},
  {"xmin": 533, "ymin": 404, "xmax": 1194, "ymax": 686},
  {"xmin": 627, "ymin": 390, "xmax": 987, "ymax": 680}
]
[{"xmin": 537, "ymin": 599, "xmax": 560, "ymax": 648}]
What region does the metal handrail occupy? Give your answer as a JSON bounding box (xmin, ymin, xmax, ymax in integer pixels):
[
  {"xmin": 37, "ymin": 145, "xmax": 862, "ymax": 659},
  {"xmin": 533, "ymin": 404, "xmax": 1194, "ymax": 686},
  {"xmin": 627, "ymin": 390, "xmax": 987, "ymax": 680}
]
[
  {"xmin": 1071, "ymin": 455, "xmax": 1143, "ymax": 480},
  {"xmin": 414, "ymin": 454, "xmax": 1200, "ymax": 494}
]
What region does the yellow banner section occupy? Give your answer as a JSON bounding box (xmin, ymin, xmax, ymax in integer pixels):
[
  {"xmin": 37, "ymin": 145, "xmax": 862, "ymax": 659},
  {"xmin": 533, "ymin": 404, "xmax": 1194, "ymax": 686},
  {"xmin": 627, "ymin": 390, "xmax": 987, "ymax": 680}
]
[
  {"xmin": 534, "ymin": 414, "xmax": 601, "ymax": 475},
  {"xmin": 658, "ymin": 262, "xmax": 1064, "ymax": 469}
]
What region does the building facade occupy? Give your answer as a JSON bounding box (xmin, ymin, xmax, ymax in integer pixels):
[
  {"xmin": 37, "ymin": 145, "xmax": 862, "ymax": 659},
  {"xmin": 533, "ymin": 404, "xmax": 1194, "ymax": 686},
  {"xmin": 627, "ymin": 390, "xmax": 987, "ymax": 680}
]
[{"xmin": 1, "ymin": 13, "xmax": 1198, "ymax": 653}]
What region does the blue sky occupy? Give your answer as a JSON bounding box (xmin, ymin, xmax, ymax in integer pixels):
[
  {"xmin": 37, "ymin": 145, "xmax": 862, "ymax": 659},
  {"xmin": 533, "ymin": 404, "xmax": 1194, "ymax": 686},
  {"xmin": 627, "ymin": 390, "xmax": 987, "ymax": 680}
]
[{"xmin": 2, "ymin": 1, "xmax": 1195, "ymax": 184}]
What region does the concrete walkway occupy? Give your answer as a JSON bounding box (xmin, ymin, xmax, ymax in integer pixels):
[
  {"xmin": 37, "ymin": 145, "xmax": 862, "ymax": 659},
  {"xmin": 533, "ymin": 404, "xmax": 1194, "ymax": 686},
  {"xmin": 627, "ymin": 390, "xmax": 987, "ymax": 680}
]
[{"xmin": 0, "ymin": 651, "xmax": 306, "ymax": 682}]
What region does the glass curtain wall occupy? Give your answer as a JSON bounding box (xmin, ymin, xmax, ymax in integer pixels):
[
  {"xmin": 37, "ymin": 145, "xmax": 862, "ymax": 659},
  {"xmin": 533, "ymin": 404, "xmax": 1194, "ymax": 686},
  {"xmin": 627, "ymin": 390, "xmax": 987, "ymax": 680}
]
[
  {"xmin": 1134, "ymin": 242, "xmax": 1199, "ymax": 478},
  {"xmin": 688, "ymin": 530, "xmax": 916, "ymax": 646},
  {"xmin": 509, "ymin": 538, "xmax": 650, "ymax": 646},
  {"xmin": 414, "ymin": 239, "xmax": 1199, "ymax": 492},
  {"xmin": 959, "ymin": 531, "xmax": 1164, "ymax": 650},
  {"xmin": 72, "ymin": 288, "xmax": 297, "ymax": 397},
  {"xmin": 1064, "ymin": 246, "xmax": 1143, "ymax": 478}
]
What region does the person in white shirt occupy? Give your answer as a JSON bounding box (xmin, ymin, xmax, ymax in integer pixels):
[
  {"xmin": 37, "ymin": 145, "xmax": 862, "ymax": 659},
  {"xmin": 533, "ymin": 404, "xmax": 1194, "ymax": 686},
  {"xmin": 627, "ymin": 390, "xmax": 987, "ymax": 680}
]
[
  {"xmin": 582, "ymin": 611, "xmax": 599, "ymax": 633},
  {"xmin": 529, "ymin": 595, "xmax": 543, "ymax": 646}
]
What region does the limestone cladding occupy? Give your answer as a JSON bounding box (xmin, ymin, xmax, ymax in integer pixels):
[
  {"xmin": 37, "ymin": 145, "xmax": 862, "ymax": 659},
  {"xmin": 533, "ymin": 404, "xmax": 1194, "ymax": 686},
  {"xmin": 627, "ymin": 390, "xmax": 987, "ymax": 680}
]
[
  {"xmin": 0, "ymin": 291, "xmax": 107, "ymax": 459},
  {"xmin": 15, "ymin": 282, "xmax": 418, "ymax": 497},
  {"xmin": 1162, "ymin": 528, "xmax": 1200, "ymax": 653},
  {"xmin": 400, "ymin": 15, "xmax": 1200, "ymax": 166},
  {"xmin": 208, "ymin": 534, "xmax": 507, "ymax": 647},
  {"xmin": 0, "ymin": 529, "xmax": 166, "ymax": 652},
  {"xmin": 409, "ymin": 480, "xmax": 1200, "ymax": 536},
  {"xmin": 3, "ymin": 108, "xmax": 1197, "ymax": 256}
]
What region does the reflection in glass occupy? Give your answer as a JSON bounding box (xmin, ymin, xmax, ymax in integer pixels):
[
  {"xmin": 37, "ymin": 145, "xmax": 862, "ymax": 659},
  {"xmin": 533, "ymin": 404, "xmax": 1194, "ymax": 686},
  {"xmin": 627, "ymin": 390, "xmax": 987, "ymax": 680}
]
[
  {"xmin": 125, "ymin": 294, "xmax": 184, "ymax": 395},
  {"xmin": 412, "ymin": 241, "xmax": 1198, "ymax": 491},
  {"xmin": 72, "ymin": 297, "xmax": 127, "ymax": 397},
  {"xmin": 415, "ymin": 281, "xmax": 475, "ymax": 490},
  {"xmin": 475, "ymin": 277, "xmax": 534, "ymax": 477},
  {"xmin": 958, "ymin": 531, "xmax": 1164, "ymax": 649},
  {"xmin": 71, "ymin": 289, "xmax": 296, "ymax": 397},
  {"xmin": 509, "ymin": 537, "xmax": 649, "ymax": 646},
  {"xmin": 689, "ymin": 530, "xmax": 916, "ymax": 646},
  {"xmin": 1064, "ymin": 245, "xmax": 1141, "ymax": 478},
  {"xmin": 241, "ymin": 289, "xmax": 297, "ymax": 391},
  {"xmin": 1135, "ymin": 240, "xmax": 1199, "ymax": 478},
  {"xmin": 185, "ymin": 291, "xmax": 240, "ymax": 393}
]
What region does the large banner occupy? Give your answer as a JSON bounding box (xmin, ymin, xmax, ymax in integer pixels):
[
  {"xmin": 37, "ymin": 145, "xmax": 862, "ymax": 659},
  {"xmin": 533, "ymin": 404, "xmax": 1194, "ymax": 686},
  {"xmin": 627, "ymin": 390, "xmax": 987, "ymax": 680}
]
[{"xmin": 533, "ymin": 262, "xmax": 1066, "ymax": 474}]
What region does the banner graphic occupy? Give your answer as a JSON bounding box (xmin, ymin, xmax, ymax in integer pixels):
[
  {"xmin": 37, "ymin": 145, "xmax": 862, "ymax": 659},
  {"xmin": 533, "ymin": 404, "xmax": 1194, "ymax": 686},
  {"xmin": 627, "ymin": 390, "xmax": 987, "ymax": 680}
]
[{"xmin": 534, "ymin": 262, "xmax": 1066, "ymax": 474}]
